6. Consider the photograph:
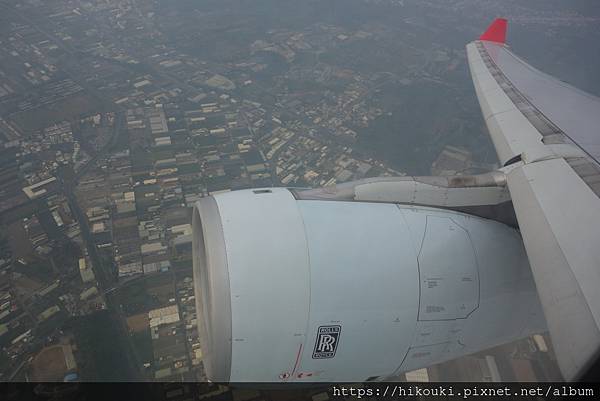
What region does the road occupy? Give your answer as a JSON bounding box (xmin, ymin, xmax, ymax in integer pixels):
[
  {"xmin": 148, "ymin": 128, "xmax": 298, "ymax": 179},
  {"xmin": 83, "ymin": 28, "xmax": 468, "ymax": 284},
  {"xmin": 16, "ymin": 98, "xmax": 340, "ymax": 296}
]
[{"xmin": 0, "ymin": 1, "xmax": 174, "ymax": 380}]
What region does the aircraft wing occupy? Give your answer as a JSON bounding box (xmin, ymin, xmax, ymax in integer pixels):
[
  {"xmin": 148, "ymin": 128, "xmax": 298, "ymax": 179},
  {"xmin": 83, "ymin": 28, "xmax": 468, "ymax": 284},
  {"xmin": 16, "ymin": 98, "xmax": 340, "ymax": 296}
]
[{"xmin": 467, "ymin": 19, "xmax": 600, "ymax": 381}]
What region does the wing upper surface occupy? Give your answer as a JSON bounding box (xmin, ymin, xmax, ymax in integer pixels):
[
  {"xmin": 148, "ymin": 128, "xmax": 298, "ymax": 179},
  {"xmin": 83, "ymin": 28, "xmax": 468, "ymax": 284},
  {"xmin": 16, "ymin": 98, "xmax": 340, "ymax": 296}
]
[
  {"xmin": 482, "ymin": 41, "xmax": 600, "ymax": 163},
  {"xmin": 467, "ymin": 19, "xmax": 600, "ymax": 381}
]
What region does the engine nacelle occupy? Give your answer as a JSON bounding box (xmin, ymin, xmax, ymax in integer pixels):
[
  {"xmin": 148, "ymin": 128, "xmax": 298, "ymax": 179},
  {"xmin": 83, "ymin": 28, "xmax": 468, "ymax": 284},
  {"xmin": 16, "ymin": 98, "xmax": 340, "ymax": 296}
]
[{"xmin": 193, "ymin": 187, "xmax": 545, "ymax": 382}]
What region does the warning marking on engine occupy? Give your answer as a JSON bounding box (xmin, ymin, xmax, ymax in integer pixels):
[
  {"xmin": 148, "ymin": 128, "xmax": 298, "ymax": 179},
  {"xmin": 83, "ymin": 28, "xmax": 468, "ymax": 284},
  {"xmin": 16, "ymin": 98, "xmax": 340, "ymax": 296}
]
[{"xmin": 312, "ymin": 325, "xmax": 341, "ymax": 359}]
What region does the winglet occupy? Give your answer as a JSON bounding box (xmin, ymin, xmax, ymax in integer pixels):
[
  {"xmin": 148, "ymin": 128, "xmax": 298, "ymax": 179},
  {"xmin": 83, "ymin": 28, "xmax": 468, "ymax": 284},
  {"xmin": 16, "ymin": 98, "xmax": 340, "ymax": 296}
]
[{"xmin": 479, "ymin": 18, "xmax": 508, "ymax": 44}]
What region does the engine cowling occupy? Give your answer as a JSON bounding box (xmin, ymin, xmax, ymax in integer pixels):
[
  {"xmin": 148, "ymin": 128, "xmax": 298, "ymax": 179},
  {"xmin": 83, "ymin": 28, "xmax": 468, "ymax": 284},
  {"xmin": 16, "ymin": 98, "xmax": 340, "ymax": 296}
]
[{"xmin": 193, "ymin": 187, "xmax": 545, "ymax": 382}]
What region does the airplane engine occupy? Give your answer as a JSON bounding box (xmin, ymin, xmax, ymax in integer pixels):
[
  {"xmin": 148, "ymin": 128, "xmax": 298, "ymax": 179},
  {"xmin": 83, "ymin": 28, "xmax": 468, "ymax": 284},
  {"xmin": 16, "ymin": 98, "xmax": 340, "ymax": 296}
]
[{"xmin": 192, "ymin": 187, "xmax": 546, "ymax": 383}]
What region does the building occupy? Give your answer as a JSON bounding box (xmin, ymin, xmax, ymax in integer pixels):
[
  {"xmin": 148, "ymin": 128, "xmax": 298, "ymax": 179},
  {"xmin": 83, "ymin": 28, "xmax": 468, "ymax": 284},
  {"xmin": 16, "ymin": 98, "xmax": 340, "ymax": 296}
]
[
  {"xmin": 78, "ymin": 258, "xmax": 95, "ymax": 284},
  {"xmin": 431, "ymin": 145, "xmax": 473, "ymax": 175},
  {"xmin": 80, "ymin": 287, "xmax": 99, "ymax": 301},
  {"xmin": 405, "ymin": 368, "xmax": 430, "ymax": 382},
  {"xmin": 118, "ymin": 261, "xmax": 143, "ymax": 277},
  {"xmin": 148, "ymin": 305, "xmax": 180, "ymax": 328}
]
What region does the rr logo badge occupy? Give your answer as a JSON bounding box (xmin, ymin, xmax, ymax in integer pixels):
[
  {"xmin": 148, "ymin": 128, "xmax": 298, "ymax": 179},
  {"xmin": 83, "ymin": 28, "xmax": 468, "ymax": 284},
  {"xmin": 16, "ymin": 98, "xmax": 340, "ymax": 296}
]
[{"xmin": 312, "ymin": 325, "xmax": 341, "ymax": 359}]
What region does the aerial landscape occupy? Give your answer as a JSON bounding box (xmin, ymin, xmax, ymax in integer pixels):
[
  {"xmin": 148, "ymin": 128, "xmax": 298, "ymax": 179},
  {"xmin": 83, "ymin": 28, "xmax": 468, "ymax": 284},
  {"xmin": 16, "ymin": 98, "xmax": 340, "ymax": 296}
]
[{"xmin": 0, "ymin": 0, "xmax": 599, "ymax": 396}]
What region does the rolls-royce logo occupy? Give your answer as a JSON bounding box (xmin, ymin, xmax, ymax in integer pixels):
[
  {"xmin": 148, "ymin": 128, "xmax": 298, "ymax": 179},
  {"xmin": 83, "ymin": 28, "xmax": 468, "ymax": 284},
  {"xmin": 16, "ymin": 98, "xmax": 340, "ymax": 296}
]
[{"xmin": 312, "ymin": 325, "xmax": 341, "ymax": 359}]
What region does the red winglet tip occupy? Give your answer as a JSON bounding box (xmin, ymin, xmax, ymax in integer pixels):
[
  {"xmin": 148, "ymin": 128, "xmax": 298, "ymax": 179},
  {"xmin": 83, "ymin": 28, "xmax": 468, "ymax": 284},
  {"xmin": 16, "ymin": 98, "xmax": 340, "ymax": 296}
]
[{"xmin": 479, "ymin": 18, "xmax": 508, "ymax": 44}]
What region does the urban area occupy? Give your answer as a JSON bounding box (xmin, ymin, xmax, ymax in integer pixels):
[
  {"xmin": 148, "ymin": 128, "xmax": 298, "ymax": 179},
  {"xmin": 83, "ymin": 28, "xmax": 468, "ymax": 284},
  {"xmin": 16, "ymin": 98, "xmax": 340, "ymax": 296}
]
[{"xmin": 1, "ymin": 0, "xmax": 599, "ymax": 399}]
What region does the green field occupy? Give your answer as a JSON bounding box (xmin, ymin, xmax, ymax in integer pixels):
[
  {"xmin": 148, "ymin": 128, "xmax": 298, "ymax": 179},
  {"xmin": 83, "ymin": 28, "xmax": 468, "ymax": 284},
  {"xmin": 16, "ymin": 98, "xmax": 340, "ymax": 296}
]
[
  {"xmin": 67, "ymin": 311, "xmax": 134, "ymax": 381},
  {"xmin": 8, "ymin": 93, "xmax": 109, "ymax": 134}
]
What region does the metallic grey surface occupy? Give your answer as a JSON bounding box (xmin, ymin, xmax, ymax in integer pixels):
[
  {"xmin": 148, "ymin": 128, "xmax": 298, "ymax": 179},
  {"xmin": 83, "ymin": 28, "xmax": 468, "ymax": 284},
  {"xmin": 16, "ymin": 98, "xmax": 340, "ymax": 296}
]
[
  {"xmin": 292, "ymin": 172, "xmax": 517, "ymax": 226},
  {"xmin": 206, "ymin": 188, "xmax": 312, "ymax": 382},
  {"xmin": 482, "ymin": 42, "xmax": 600, "ymax": 163},
  {"xmin": 193, "ymin": 188, "xmax": 544, "ymax": 381},
  {"xmin": 507, "ymin": 159, "xmax": 600, "ymax": 381},
  {"xmin": 475, "ymin": 42, "xmax": 600, "ymax": 198},
  {"xmin": 469, "ymin": 38, "xmax": 600, "ymax": 381},
  {"xmin": 193, "ymin": 196, "xmax": 232, "ymax": 382}
]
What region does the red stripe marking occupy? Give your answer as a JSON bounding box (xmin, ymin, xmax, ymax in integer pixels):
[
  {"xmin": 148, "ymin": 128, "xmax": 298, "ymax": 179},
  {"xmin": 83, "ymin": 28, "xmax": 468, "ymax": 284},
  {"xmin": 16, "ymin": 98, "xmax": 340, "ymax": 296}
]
[
  {"xmin": 290, "ymin": 343, "xmax": 303, "ymax": 378},
  {"xmin": 479, "ymin": 18, "xmax": 508, "ymax": 44}
]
